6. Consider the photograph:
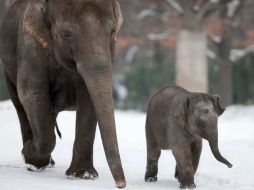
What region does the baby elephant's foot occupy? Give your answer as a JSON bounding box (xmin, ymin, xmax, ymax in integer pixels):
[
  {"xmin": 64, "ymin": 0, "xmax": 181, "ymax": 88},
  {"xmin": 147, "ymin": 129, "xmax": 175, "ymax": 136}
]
[
  {"xmin": 145, "ymin": 171, "xmax": 158, "ymax": 182},
  {"xmin": 175, "ymin": 168, "xmax": 180, "ymax": 181},
  {"xmin": 145, "ymin": 176, "xmax": 157, "ymax": 182},
  {"xmin": 66, "ymin": 166, "xmax": 98, "ymax": 180},
  {"xmin": 180, "ymin": 183, "xmax": 196, "ymax": 189}
]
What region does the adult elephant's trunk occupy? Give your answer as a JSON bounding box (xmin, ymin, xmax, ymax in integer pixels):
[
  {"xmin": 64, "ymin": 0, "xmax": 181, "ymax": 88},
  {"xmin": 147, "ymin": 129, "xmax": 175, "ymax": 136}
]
[
  {"xmin": 77, "ymin": 60, "xmax": 126, "ymax": 188},
  {"xmin": 208, "ymin": 135, "xmax": 233, "ymax": 168}
]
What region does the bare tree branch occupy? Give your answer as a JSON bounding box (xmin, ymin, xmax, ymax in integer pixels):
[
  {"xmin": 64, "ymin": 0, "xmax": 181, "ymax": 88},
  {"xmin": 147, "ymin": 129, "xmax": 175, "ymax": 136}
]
[
  {"xmin": 136, "ymin": 9, "xmax": 167, "ymax": 22},
  {"xmin": 164, "ymin": 0, "xmax": 184, "ymax": 16},
  {"xmin": 230, "ymin": 44, "xmax": 254, "ymax": 61},
  {"xmin": 227, "ymin": 0, "xmax": 240, "ymax": 17},
  {"xmin": 195, "ymin": 0, "xmax": 219, "ymax": 24}
]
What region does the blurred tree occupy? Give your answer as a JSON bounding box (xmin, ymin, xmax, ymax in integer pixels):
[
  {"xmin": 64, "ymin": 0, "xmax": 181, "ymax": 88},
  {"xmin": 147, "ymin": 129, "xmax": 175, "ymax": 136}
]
[
  {"xmin": 117, "ymin": 0, "xmax": 254, "ymax": 109},
  {"xmin": 208, "ymin": 0, "xmax": 254, "ymax": 106},
  {"xmin": 233, "ymin": 53, "xmax": 254, "ymax": 104},
  {"xmin": 125, "ymin": 43, "xmax": 175, "ymax": 110},
  {"xmin": 207, "ymin": 0, "xmax": 245, "ymax": 106},
  {"xmin": 167, "ymin": 0, "xmax": 210, "ymax": 93},
  {"xmin": 165, "ymin": 0, "xmax": 244, "ymax": 106},
  {"xmin": 116, "ymin": 0, "xmax": 177, "ymax": 110},
  {"xmin": 117, "ymin": 0, "xmax": 254, "ymax": 105}
]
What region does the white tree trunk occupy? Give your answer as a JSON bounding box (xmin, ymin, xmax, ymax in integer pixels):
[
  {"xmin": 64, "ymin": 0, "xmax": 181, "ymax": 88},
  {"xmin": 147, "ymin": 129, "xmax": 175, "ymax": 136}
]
[{"xmin": 176, "ymin": 30, "xmax": 208, "ymax": 93}]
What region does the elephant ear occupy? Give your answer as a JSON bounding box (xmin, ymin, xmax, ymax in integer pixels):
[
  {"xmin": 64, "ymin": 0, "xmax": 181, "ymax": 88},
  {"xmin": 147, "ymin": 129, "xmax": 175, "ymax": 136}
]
[
  {"xmin": 113, "ymin": 0, "xmax": 123, "ymax": 42},
  {"xmin": 22, "ymin": 0, "xmax": 49, "ymax": 49},
  {"xmin": 212, "ymin": 95, "xmax": 225, "ymax": 116},
  {"xmin": 173, "ymin": 95, "xmax": 190, "ymax": 127}
]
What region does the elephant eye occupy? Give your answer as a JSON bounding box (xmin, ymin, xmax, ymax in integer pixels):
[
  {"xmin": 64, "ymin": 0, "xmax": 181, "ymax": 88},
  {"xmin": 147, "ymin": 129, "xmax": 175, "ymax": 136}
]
[
  {"xmin": 197, "ymin": 119, "xmax": 205, "ymax": 127},
  {"xmin": 62, "ymin": 30, "xmax": 73, "ymax": 39}
]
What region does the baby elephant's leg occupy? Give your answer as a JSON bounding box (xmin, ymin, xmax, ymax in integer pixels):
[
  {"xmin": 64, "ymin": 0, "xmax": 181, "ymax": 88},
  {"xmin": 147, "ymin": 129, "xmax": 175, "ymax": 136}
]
[
  {"xmin": 175, "ymin": 140, "xmax": 202, "ymax": 181},
  {"xmin": 145, "ymin": 141, "xmax": 161, "ymax": 182},
  {"xmin": 172, "ymin": 145, "xmax": 196, "ymax": 189},
  {"xmin": 174, "ymin": 165, "xmax": 180, "ymax": 181},
  {"xmin": 191, "ymin": 140, "xmax": 202, "ymax": 174}
]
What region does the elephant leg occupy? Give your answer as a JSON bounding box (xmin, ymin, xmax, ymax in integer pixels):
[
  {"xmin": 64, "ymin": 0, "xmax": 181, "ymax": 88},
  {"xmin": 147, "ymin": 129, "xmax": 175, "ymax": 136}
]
[
  {"xmin": 66, "ymin": 81, "xmax": 97, "ymax": 180},
  {"xmin": 191, "ymin": 140, "xmax": 202, "ymax": 174},
  {"xmin": 172, "ymin": 145, "xmax": 196, "ymax": 189},
  {"xmin": 18, "ymin": 87, "xmax": 56, "ymax": 170},
  {"xmin": 145, "ymin": 127, "xmax": 161, "ymax": 182},
  {"xmin": 4, "ymin": 73, "xmax": 32, "ymax": 145},
  {"xmin": 175, "ymin": 140, "xmax": 202, "ymax": 185}
]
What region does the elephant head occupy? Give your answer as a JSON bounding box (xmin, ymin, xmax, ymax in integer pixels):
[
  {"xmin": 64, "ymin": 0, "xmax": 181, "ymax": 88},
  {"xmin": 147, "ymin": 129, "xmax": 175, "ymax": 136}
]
[
  {"xmin": 175, "ymin": 94, "xmax": 232, "ymax": 168},
  {"xmin": 22, "ymin": 0, "xmax": 125, "ymax": 187}
]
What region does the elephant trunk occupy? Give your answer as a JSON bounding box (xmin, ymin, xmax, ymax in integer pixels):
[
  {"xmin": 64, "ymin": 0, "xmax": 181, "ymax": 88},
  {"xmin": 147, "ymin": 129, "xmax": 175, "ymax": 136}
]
[
  {"xmin": 77, "ymin": 60, "xmax": 126, "ymax": 188},
  {"xmin": 208, "ymin": 135, "xmax": 233, "ymax": 168}
]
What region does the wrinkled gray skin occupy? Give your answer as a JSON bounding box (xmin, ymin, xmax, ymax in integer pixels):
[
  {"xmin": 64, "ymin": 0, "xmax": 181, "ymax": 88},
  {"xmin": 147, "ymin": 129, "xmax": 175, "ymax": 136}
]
[
  {"xmin": 0, "ymin": 0, "xmax": 125, "ymax": 188},
  {"xmin": 145, "ymin": 86, "xmax": 232, "ymax": 189}
]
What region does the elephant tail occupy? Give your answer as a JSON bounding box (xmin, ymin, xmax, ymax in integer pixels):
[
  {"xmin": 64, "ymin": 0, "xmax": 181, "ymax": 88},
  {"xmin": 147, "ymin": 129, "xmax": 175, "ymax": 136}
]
[
  {"xmin": 55, "ymin": 121, "xmax": 62, "ymax": 139},
  {"xmin": 53, "ymin": 113, "xmax": 62, "ymax": 139}
]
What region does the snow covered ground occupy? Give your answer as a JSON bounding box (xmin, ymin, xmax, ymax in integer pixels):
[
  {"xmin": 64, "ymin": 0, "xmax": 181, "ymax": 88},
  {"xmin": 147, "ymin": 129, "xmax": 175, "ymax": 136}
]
[{"xmin": 0, "ymin": 100, "xmax": 253, "ymax": 190}]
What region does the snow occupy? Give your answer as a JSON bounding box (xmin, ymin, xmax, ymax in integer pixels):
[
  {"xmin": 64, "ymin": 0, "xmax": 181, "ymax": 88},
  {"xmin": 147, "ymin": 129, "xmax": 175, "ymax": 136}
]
[{"xmin": 0, "ymin": 100, "xmax": 254, "ymax": 189}]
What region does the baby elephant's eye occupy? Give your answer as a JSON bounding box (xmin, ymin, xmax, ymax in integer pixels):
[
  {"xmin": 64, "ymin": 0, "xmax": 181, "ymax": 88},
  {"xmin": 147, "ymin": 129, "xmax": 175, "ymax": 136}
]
[{"xmin": 203, "ymin": 109, "xmax": 209, "ymax": 114}]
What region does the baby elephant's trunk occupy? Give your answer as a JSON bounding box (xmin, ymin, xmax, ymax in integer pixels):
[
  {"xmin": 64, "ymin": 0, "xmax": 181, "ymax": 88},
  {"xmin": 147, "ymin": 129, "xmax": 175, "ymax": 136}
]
[{"xmin": 208, "ymin": 136, "xmax": 233, "ymax": 168}]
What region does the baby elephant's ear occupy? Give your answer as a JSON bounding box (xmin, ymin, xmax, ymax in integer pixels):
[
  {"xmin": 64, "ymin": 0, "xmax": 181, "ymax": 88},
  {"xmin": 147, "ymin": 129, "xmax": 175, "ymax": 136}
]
[
  {"xmin": 174, "ymin": 96, "xmax": 190, "ymax": 127},
  {"xmin": 212, "ymin": 95, "xmax": 225, "ymax": 116}
]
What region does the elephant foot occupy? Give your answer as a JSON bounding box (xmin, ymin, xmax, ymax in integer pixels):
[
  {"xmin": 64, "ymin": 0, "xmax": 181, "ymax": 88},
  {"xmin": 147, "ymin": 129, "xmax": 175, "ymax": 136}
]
[
  {"xmin": 26, "ymin": 163, "xmax": 47, "ymax": 172},
  {"xmin": 25, "ymin": 157, "xmax": 55, "ymax": 171},
  {"xmin": 22, "ymin": 151, "xmax": 55, "ymax": 171},
  {"xmin": 180, "ymin": 183, "xmax": 196, "ymax": 189},
  {"xmin": 47, "ymin": 157, "xmax": 55, "ymax": 168},
  {"xmin": 66, "ymin": 166, "xmax": 98, "ymax": 180}
]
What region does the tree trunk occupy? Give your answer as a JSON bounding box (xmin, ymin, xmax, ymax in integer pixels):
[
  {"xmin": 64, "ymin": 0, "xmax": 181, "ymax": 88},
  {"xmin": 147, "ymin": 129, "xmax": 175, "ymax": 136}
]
[
  {"xmin": 217, "ymin": 34, "xmax": 233, "ymax": 107},
  {"xmin": 218, "ymin": 59, "xmax": 232, "ymax": 107},
  {"xmin": 176, "ymin": 30, "xmax": 208, "ymax": 93}
]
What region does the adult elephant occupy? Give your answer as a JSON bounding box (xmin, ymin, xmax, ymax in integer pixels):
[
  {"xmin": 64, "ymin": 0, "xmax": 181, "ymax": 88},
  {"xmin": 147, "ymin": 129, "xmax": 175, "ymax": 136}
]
[{"xmin": 0, "ymin": 0, "xmax": 125, "ymax": 188}]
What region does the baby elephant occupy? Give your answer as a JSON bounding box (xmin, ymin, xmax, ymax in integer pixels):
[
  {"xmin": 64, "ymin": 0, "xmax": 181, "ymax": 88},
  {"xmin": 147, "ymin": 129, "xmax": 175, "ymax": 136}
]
[{"xmin": 145, "ymin": 86, "xmax": 232, "ymax": 189}]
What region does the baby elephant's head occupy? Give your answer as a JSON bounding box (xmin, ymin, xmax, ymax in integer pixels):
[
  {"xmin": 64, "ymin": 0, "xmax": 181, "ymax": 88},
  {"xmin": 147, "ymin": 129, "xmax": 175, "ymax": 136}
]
[
  {"xmin": 177, "ymin": 94, "xmax": 232, "ymax": 168},
  {"xmin": 187, "ymin": 94, "xmax": 224, "ymax": 139}
]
